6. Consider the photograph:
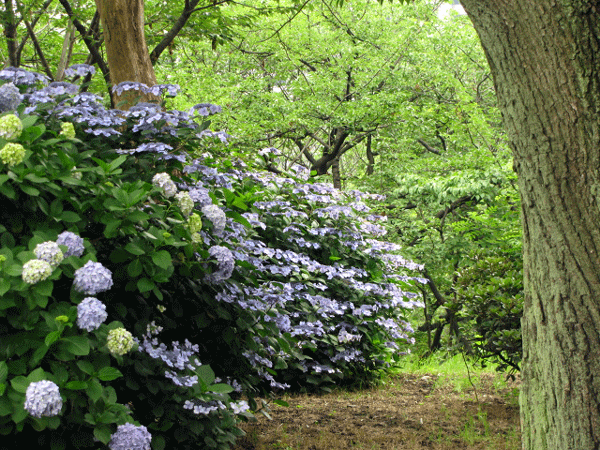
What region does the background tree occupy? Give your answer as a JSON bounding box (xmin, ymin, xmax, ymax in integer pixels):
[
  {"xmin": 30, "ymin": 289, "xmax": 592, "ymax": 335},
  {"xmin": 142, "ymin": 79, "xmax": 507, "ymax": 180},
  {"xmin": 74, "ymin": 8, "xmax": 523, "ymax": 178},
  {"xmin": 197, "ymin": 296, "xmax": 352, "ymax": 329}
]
[{"xmin": 461, "ymin": 1, "xmax": 600, "ymax": 449}]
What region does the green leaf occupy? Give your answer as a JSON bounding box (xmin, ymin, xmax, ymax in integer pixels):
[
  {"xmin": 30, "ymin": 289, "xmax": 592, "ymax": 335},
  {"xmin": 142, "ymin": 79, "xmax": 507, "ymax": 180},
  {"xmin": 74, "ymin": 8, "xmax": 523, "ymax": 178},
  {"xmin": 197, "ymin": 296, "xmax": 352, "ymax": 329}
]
[
  {"xmin": 196, "ymin": 365, "xmax": 215, "ymax": 386},
  {"xmin": 97, "ymin": 367, "xmax": 123, "ymax": 381},
  {"xmin": 22, "ymin": 124, "xmax": 45, "ymax": 142},
  {"xmin": 127, "ymin": 259, "xmax": 143, "ymax": 278},
  {"xmin": 65, "ymin": 381, "xmax": 88, "ymax": 390},
  {"xmin": 0, "ymin": 278, "xmax": 10, "ymax": 296},
  {"xmin": 60, "ymin": 336, "xmax": 90, "ymax": 356},
  {"xmin": 60, "ymin": 211, "xmax": 81, "ymax": 223},
  {"xmin": 125, "ymin": 242, "xmax": 145, "ymax": 255},
  {"xmin": 151, "ymin": 250, "xmax": 172, "ymax": 270},
  {"xmin": 137, "ymin": 278, "xmax": 155, "ymax": 293},
  {"xmin": 208, "ymin": 383, "xmax": 234, "ymax": 394},
  {"xmin": 20, "ymin": 184, "xmax": 40, "ymax": 196},
  {"xmin": 10, "ymin": 376, "xmax": 29, "ymax": 393},
  {"xmin": 45, "ymin": 331, "xmax": 61, "ymax": 347},
  {"xmin": 86, "ymin": 378, "xmax": 103, "ymax": 403},
  {"xmin": 0, "ymin": 362, "xmax": 7, "ymax": 383},
  {"xmin": 76, "ymin": 361, "xmax": 94, "ymax": 375},
  {"xmin": 33, "ymin": 279, "xmax": 53, "ymax": 297},
  {"xmin": 93, "ymin": 425, "xmax": 112, "ymax": 445}
]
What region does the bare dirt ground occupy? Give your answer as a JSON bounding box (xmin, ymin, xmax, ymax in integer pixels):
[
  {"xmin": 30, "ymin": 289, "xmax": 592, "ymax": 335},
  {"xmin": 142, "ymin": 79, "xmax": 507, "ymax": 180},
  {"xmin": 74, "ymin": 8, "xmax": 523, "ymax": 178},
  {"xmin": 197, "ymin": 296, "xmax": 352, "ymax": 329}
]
[{"xmin": 234, "ymin": 372, "xmax": 521, "ymax": 450}]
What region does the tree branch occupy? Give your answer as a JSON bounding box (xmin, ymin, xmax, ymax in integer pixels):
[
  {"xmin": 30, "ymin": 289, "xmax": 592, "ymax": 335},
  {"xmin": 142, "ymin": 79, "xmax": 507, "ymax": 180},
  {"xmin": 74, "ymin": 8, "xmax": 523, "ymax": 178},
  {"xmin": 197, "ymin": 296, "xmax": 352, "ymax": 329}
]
[
  {"xmin": 417, "ymin": 138, "xmax": 442, "ymax": 155},
  {"xmin": 150, "ymin": 0, "xmax": 203, "ymax": 64},
  {"xmin": 57, "ymin": 0, "xmax": 110, "ymax": 84}
]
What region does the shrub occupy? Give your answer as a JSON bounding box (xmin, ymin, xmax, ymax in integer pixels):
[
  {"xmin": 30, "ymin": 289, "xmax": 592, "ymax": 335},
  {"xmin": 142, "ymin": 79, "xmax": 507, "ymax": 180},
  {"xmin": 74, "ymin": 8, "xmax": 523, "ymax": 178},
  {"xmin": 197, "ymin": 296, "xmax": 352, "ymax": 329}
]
[{"xmin": 0, "ymin": 66, "xmax": 424, "ymax": 449}]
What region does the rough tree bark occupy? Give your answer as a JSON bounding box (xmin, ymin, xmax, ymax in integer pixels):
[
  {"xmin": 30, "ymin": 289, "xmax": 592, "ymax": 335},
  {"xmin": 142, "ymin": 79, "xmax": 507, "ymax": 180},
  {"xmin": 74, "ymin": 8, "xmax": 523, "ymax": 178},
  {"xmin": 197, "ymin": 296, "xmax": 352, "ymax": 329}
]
[
  {"xmin": 94, "ymin": 0, "xmax": 160, "ymax": 108},
  {"xmin": 460, "ymin": 1, "xmax": 600, "ymax": 449}
]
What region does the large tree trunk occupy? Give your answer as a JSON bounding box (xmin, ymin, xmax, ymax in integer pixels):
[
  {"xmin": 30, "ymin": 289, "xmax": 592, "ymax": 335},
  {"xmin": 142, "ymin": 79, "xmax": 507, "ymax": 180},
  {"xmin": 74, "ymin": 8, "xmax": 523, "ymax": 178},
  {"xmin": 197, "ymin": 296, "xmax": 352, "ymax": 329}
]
[
  {"xmin": 94, "ymin": 0, "xmax": 160, "ymax": 108},
  {"xmin": 460, "ymin": 1, "xmax": 600, "ymax": 448}
]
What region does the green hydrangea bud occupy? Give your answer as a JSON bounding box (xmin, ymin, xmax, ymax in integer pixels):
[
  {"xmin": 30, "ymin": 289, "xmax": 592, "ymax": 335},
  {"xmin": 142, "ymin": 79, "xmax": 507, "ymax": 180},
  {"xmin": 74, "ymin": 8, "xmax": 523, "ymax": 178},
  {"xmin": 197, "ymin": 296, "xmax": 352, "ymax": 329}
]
[
  {"xmin": 107, "ymin": 328, "xmax": 134, "ymax": 356},
  {"xmin": 60, "ymin": 122, "xmax": 76, "ymax": 139},
  {"xmin": 0, "ymin": 114, "xmax": 23, "ymax": 140},
  {"xmin": 187, "ymin": 213, "xmax": 203, "ymax": 243},
  {"xmin": 175, "ymin": 191, "xmax": 194, "ymax": 217},
  {"xmin": 0, "ymin": 142, "xmax": 25, "ymax": 166},
  {"xmin": 71, "ymin": 169, "xmax": 82, "ymax": 180},
  {"xmin": 22, "ymin": 259, "xmax": 53, "ymax": 284}
]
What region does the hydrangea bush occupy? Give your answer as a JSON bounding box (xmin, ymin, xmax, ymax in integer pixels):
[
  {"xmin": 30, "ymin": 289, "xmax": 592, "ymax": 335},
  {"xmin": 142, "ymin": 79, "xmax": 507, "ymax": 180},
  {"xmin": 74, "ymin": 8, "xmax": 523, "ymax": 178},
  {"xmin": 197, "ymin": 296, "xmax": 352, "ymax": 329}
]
[{"xmin": 0, "ymin": 66, "xmax": 425, "ymax": 449}]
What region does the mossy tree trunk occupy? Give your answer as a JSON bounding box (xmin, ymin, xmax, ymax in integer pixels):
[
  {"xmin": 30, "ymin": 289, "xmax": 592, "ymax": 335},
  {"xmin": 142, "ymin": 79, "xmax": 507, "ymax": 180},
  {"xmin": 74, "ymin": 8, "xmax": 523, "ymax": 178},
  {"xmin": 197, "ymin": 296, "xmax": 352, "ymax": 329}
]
[
  {"xmin": 94, "ymin": 0, "xmax": 160, "ymax": 109},
  {"xmin": 460, "ymin": 1, "xmax": 600, "ymax": 448}
]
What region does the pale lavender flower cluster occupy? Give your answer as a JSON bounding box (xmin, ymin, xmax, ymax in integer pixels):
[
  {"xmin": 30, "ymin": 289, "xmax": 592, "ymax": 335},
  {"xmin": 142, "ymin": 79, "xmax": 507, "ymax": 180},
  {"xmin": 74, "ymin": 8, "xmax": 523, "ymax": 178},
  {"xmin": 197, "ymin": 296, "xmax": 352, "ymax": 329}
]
[
  {"xmin": 73, "ymin": 260, "xmax": 113, "ymax": 295},
  {"xmin": 77, "ymin": 297, "xmax": 108, "ymax": 331},
  {"xmin": 189, "ymin": 102, "xmax": 222, "ymax": 116},
  {"xmin": 56, "ymin": 231, "xmax": 85, "ymax": 257},
  {"xmin": 0, "ymin": 66, "xmax": 49, "ymax": 87},
  {"xmin": 183, "ymin": 399, "xmax": 226, "ymax": 415},
  {"xmin": 108, "ymin": 423, "xmax": 152, "ymax": 450},
  {"xmin": 112, "ymin": 81, "xmax": 180, "ymax": 98},
  {"xmin": 34, "ymin": 241, "xmax": 64, "ymax": 267},
  {"xmin": 205, "ymin": 245, "xmax": 235, "ymax": 283},
  {"xmin": 64, "ymin": 64, "xmax": 96, "ymax": 78},
  {"xmin": 24, "ymin": 380, "xmax": 62, "ymax": 418},
  {"xmin": 0, "ymin": 82, "xmax": 22, "ymax": 112},
  {"xmin": 201, "ymin": 204, "xmax": 226, "ymax": 236}
]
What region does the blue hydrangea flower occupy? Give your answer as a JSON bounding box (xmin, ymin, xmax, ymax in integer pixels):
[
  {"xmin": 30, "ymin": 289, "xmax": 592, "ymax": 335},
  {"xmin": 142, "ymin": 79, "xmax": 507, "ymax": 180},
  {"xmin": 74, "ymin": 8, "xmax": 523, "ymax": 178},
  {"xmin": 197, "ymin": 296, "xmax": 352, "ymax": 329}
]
[
  {"xmin": 64, "ymin": 64, "xmax": 96, "ymax": 78},
  {"xmin": 24, "ymin": 380, "xmax": 62, "ymax": 418},
  {"xmin": 201, "ymin": 204, "xmax": 226, "ymax": 236},
  {"xmin": 34, "ymin": 241, "xmax": 64, "ymax": 267},
  {"xmin": 107, "ymin": 328, "xmax": 134, "ymax": 355},
  {"xmin": 77, "ymin": 297, "xmax": 108, "ymax": 331},
  {"xmin": 152, "ymin": 172, "xmax": 177, "ymax": 198},
  {"xmin": 73, "ymin": 260, "xmax": 113, "ymax": 295},
  {"xmin": 22, "ymin": 259, "xmax": 53, "ymax": 284},
  {"xmin": 108, "ymin": 423, "xmax": 152, "ymax": 450},
  {"xmin": 0, "ymin": 82, "xmax": 23, "ymax": 112},
  {"xmin": 56, "ymin": 231, "xmax": 85, "ymax": 257},
  {"xmin": 205, "ymin": 245, "xmax": 235, "ymax": 283}
]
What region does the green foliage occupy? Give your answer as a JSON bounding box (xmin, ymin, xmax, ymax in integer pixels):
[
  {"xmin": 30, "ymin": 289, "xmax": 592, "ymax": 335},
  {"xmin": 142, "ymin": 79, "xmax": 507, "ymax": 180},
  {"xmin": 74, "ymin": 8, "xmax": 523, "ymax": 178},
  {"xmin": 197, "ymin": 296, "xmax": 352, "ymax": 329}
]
[{"xmin": 0, "ymin": 69, "xmax": 423, "ymax": 448}]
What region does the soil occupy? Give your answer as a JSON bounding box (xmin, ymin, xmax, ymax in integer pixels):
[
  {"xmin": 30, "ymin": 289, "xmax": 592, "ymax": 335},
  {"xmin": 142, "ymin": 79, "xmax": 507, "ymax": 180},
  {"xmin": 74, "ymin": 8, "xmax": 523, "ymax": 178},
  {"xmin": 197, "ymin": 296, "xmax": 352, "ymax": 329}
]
[{"xmin": 233, "ymin": 372, "xmax": 521, "ymax": 450}]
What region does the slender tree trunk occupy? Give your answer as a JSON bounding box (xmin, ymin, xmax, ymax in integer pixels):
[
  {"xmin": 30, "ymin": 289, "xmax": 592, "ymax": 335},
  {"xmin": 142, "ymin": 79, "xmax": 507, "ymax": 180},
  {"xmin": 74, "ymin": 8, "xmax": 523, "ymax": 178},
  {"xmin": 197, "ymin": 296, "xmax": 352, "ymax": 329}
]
[
  {"xmin": 365, "ymin": 134, "xmax": 375, "ymax": 176},
  {"xmin": 331, "ymin": 157, "xmax": 342, "ymax": 190},
  {"xmin": 3, "ymin": 0, "xmax": 18, "ymax": 66},
  {"xmin": 94, "ymin": 0, "xmax": 160, "ymax": 109},
  {"xmin": 461, "ymin": 1, "xmax": 600, "ymax": 448}
]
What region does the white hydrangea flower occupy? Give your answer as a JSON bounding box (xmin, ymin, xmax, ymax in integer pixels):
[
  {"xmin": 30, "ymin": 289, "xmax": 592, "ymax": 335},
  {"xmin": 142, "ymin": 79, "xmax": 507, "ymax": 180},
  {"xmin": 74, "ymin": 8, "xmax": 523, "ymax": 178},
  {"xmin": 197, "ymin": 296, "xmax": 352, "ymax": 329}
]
[
  {"xmin": 107, "ymin": 328, "xmax": 134, "ymax": 356},
  {"xmin": 108, "ymin": 423, "xmax": 152, "ymax": 450},
  {"xmin": 73, "ymin": 260, "xmax": 113, "ymax": 295},
  {"xmin": 152, "ymin": 172, "xmax": 177, "ymax": 198},
  {"xmin": 0, "ymin": 142, "xmax": 25, "ymax": 166},
  {"xmin": 0, "ymin": 113, "xmax": 22, "ymax": 140},
  {"xmin": 22, "ymin": 259, "xmax": 52, "ymax": 284},
  {"xmin": 24, "ymin": 380, "xmax": 62, "ymax": 418},
  {"xmin": 34, "ymin": 241, "xmax": 64, "ymax": 267},
  {"xmin": 56, "ymin": 231, "xmax": 85, "ymax": 257},
  {"xmin": 201, "ymin": 204, "xmax": 226, "ymax": 236},
  {"xmin": 77, "ymin": 297, "xmax": 108, "ymax": 331},
  {"xmin": 175, "ymin": 191, "xmax": 194, "ymax": 216}
]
